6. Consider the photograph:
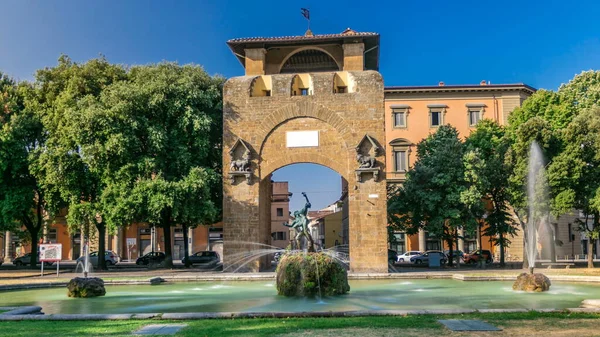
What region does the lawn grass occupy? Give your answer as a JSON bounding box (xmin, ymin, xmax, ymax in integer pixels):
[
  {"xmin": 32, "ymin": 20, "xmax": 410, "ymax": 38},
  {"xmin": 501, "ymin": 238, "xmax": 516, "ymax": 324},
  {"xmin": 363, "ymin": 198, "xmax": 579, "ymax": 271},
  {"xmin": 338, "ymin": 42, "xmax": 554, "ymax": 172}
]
[{"xmin": 0, "ymin": 312, "xmax": 599, "ymax": 337}]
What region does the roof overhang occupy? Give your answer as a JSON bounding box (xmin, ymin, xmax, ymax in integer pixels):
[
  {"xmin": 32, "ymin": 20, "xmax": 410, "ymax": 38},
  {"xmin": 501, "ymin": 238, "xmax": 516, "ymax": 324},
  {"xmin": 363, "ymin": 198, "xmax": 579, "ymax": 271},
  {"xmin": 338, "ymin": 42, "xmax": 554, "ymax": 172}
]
[
  {"xmin": 227, "ymin": 32, "xmax": 380, "ymax": 71},
  {"xmin": 384, "ymin": 84, "xmax": 536, "ymax": 95}
]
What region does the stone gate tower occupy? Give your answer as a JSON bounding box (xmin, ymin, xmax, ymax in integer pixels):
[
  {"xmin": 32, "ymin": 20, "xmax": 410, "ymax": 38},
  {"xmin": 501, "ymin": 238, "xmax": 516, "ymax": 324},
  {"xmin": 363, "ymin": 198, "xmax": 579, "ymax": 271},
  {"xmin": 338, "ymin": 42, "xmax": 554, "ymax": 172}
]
[{"xmin": 223, "ymin": 28, "xmax": 388, "ymax": 273}]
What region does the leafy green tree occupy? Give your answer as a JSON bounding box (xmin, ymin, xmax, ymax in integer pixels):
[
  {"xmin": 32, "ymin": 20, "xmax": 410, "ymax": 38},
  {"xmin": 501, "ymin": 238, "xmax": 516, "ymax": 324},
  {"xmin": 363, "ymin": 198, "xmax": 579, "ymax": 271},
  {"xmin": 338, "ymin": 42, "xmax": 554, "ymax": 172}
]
[
  {"xmin": 388, "ymin": 125, "xmax": 477, "ymax": 266},
  {"xmin": 79, "ymin": 63, "xmax": 223, "ymax": 268},
  {"xmin": 33, "ymin": 56, "xmax": 127, "ymax": 270},
  {"xmin": 464, "ymin": 120, "xmax": 518, "ymax": 266},
  {"xmin": 548, "ymin": 108, "xmax": 600, "ymax": 268},
  {"xmin": 506, "ymin": 70, "xmax": 600, "ymax": 267},
  {"xmin": 0, "ymin": 73, "xmax": 51, "ymax": 268}
]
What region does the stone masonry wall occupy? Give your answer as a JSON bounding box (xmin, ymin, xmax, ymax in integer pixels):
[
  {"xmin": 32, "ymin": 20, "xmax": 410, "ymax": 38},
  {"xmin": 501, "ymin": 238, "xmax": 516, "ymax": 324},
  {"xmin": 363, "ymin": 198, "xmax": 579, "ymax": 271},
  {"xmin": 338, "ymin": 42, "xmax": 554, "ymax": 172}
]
[{"xmin": 223, "ymin": 71, "xmax": 388, "ymax": 272}]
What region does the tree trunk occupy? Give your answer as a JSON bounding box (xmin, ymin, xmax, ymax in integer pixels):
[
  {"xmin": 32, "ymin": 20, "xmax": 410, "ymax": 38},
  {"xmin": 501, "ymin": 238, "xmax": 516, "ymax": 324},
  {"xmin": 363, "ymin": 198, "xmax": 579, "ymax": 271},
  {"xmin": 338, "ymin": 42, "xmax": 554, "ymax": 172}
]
[
  {"xmin": 161, "ymin": 211, "xmax": 173, "ymax": 268},
  {"xmin": 454, "ymin": 229, "xmax": 460, "ymax": 268},
  {"xmin": 446, "ymin": 227, "xmax": 454, "ymax": 267},
  {"xmin": 97, "ymin": 222, "xmax": 106, "ymax": 270},
  {"xmin": 588, "ymin": 240, "xmax": 594, "ymax": 269},
  {"xmin": 182, "ymin": 223, "xmax": 190, "ymax": 268},
  {"xmin": 512, "ymin": 207, "xmax": 529, "ymax": 269},
  {"xmin": 29, "ymin": 227, "xmax": 39, "ymax": 269},
  {"xmin": 499, "ymin": 233, "xmax": 505, "ymax": 267}
]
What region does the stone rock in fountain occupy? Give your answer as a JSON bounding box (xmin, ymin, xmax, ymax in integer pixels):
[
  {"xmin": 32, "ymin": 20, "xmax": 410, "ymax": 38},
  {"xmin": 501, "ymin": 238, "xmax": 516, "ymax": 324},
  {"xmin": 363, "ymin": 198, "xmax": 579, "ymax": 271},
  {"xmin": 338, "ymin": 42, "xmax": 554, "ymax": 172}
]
[
  {"xmin": 276, "ymin": 252, "xmax": 350, "ymax": 297},
  {"xmin": 67, "ymin": 277, "xmax": 106, "ymax": 298},
  {"xmin": 512, "ymin": 272, "xmax": 551, "ymax": 292}
]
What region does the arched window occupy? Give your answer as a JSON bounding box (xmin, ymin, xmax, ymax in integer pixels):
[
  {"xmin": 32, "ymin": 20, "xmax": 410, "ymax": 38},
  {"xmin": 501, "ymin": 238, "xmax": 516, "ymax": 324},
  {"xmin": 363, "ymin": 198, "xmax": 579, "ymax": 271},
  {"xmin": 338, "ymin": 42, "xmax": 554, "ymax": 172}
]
[
  {"xmin": 333, "ymin": 72, "xmax": 356, "ymax": 94},
  {"xmin": 291, "ymin": 74, "xmax": 313, "ymax": 96},
  {"xmin": 389, "ymin": 138, "xmax": 412, "ymax": 172},
  {"xmin": 280, "ymin": 49, "xmax": 340, "ymax": 74},
  {"xmin": 250, "ymin": 76, "xmax": 272, "ymax": 97}
]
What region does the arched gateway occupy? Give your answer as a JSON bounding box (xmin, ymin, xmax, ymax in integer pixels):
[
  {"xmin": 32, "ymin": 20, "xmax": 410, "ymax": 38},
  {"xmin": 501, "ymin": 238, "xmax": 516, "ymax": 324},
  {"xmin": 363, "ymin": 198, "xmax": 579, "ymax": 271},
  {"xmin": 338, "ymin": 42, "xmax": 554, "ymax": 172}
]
[{"xmin": 223, "ymin": 29, "xmax": 388, "ymax": 272}]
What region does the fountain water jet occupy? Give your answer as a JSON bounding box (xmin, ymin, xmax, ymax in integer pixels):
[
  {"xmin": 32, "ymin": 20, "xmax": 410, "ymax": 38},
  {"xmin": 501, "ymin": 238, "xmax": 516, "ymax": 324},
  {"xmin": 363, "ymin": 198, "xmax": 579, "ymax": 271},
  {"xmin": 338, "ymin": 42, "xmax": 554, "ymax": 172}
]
[{"xmin": 513, "ymin": 141, "xmax": 552, "ymax": 292}]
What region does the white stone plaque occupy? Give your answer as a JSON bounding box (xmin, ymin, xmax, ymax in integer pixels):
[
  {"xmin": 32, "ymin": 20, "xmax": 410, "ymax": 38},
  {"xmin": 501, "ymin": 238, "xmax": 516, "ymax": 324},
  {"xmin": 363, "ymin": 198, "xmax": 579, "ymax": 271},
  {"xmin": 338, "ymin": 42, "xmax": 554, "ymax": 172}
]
[
  {"xmin": 368, "ymin": 194, "xmax": 379, "ymax": 198},
  {"xmin": 286, "ymin": 131, "xmax": 319, "ymax": 148}
]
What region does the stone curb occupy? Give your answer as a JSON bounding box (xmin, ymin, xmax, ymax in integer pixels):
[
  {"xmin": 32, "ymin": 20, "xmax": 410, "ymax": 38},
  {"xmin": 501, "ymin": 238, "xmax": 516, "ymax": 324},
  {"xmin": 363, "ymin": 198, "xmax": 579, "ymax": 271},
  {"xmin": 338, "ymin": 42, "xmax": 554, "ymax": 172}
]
[
  {"xmin": 3, "ymin": 273, "xmax": 600, "ymax": 291},
  {"xmin": 0, "ymin": 306, "xmax": 43, "ymax": 315},
  {"xmin": 0, "ymin": 308, "xmax": 589, "ymax": 321}
]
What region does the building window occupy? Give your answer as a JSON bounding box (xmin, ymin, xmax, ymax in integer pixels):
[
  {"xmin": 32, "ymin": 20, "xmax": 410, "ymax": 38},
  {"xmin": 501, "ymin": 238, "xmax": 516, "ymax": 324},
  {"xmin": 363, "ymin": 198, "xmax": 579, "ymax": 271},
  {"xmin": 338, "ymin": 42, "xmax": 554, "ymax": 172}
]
[
  {"xmin": 426, "ymin": 241, "xmax": 441, "ymax": 251},
  {"xmin": 430, "ymin": 111, "xmax": 441, "ymax": 127},
  {"xmin": 427, "ymin": 105, "xmax": 446, "ymax": 128},
  {"xmin": 391, "ymin": 233, "xmax": 406, "ymax": 254},
  {"xmin": 276, "ymin": 208, "xmax": 283, "ymax": 217},
  {"xmin": 47, "ymin": 229, "xmax": 57, "ymax": 243},
  {"xmin": 393, "ymin": 150, "xmax": 407, "ymax": 172},
  {"xmin": 389, "ymin": 138, "xmax": 411, "ymax": 174},
  {"xmin": 264, "ymin": 90, "xmax": 271, "ymax": 97},
  {"xmin": 469, "ymin": 109, "xmax": 481, "ymax": 126},
  {"xmin": 273, "ymin": 232, "xmax": 286, "ymax": 241},
  {"xmin": 393, "ymin": 111, "xmax": 406, "ymax": 128},
  {"xmin": 336, "ymin": 86, "xmax": 347, "ymax": 93},
  {"xmin": 568, "ymin": 223, "xmax": 573, "ymax": 242},
  {"xmin": 300, "ymin": 88, "xmax": 308, "ymax": 96}
]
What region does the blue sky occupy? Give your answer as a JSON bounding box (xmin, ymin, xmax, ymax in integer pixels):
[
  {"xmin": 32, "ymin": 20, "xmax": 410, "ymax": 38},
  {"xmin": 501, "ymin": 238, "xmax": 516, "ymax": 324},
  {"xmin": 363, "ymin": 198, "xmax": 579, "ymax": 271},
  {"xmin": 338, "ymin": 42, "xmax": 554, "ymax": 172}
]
[{"xmin": 1, "ymin": 0, "xmax": 599, "ymax": 211}]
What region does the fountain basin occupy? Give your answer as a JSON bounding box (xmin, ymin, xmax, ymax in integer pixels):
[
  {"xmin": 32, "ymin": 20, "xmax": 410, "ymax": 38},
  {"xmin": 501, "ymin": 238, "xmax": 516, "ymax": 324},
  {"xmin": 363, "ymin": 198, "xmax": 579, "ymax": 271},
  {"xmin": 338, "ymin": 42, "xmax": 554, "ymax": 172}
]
[{"xmin": 3, "ymin": 279, "xmax": 600, "ymax": 314}]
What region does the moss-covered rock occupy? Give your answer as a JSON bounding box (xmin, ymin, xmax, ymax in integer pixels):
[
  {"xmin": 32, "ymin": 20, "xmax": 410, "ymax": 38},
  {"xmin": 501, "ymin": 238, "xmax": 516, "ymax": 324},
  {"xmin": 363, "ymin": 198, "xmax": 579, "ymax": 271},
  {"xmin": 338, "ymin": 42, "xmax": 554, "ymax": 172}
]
[
  {"xmin": 512, "ymin": 272, "xmax": 551, "ymax": 292},
  {"xmin": 276, "ymin": 252, "xmax": 350, "ymax": 297},
  {"xmin": 67, "ymin": 277, "xmax": 106, "ymax": 298}
]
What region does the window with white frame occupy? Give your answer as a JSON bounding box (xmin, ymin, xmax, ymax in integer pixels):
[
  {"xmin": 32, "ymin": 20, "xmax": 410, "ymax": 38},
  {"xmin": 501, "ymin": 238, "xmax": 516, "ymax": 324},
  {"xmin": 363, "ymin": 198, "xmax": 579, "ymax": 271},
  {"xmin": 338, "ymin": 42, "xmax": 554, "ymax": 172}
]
[
  {"xmin": 394, "ymin": 150, "xmax": 407, "ymax": 172},
  {"xmin": 389, "ymin": 138, "xmax": 411, "ymax": 172},
  {"xmin": 466, "ymin": 103, "xmax": 485, "ymax": 127},
  {"xmin": 391, "ymin": 106, "xmax": 409, "ymax": 128},
  {"xmin": 468, "ymin": 109, "xmax": 482, "ymax": 126},
  {"xmin": 428, "ymin": 105, "xmax": 446, "ymax": 127},
  {"xmin": 393, "ymin": 111, "xmax": 406, "ymax": 127}
]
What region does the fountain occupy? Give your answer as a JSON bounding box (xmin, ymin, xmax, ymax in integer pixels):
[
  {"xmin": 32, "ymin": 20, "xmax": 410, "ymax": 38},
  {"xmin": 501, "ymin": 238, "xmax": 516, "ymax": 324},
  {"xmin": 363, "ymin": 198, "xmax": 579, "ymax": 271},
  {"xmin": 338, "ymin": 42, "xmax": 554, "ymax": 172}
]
[
  {"xmin": 68, "ymin": 237, "xmax": 106, "ymax": 298},
  {"xmin": 513, "ymin": 141, "xmax": 552, "ymax": 292},
  {"xmin": 275, "ymin": 192, "xmax": 350, "ymax": 297}
]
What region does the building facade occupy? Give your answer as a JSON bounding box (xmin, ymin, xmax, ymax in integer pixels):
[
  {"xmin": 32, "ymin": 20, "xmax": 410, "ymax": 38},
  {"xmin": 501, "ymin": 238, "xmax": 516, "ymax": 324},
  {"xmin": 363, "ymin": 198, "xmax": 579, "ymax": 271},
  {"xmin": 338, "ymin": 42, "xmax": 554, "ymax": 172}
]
[{"xmin": 270, "ymin": 181, "xmax": 292, "ymax": 249}]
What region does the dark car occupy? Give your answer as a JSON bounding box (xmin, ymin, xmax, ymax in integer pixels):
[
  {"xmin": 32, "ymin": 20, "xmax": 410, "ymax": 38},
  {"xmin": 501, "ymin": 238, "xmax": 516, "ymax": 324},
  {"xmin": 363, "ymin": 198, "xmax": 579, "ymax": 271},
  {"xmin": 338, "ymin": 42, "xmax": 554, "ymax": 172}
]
[
  {"xmin": 388, "ymin": 249, "xmax": 398, "ymax": 264},
  {"xmin": 444, "ymin": 250, "xmax": 464, "ymax": 262},
  {"xmin": 182, "ymin": 251, "xmax": 220, "ymax": 266},
  {"xmin": 13, "ymin": 253, "xmax": 51, "ymax": 267},
  {"xmin": 135, "ymin": 252, "xmax": 166, "ymax": 266},
  {"xmin": 464, "ymin": 249, "xmax": 493, "ymax": 264},
  {"xmin": 410, "ymin": 251, "xmax": 448, "ymax": 265}
]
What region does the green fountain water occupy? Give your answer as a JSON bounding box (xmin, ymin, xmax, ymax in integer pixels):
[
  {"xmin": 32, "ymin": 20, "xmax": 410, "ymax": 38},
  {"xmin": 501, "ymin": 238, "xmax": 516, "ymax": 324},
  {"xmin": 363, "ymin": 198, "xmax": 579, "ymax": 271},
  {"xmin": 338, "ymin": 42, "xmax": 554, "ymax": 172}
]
[{"xmin": 3, "ymin": 279, "xmax": 600, "ymax": 314}]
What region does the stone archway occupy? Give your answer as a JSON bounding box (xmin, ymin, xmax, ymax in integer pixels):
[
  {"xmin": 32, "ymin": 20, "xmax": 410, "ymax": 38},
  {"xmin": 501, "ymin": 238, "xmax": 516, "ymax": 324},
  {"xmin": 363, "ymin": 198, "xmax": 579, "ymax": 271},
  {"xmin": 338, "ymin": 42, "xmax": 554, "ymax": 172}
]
[{"xmin": 223, "ymin": 70, "xmax": 388, "ymax": 273}]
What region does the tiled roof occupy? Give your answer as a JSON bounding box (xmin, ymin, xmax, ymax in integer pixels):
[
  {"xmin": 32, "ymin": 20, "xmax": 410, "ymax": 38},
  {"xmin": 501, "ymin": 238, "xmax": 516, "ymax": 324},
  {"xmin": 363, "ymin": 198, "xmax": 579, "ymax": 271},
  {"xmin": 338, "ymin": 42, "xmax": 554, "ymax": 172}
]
[{"xmin": 227, "ymin": 30, "xmax": 378, "ymax": 44}]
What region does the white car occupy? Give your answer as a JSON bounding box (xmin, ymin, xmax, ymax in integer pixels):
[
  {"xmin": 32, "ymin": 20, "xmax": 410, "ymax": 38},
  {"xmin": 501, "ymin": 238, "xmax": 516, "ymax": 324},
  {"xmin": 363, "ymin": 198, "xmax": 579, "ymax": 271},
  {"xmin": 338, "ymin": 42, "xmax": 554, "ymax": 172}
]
[{"xmin": 397, "ymin": 251, "xmax": 422, "ymax": 262}]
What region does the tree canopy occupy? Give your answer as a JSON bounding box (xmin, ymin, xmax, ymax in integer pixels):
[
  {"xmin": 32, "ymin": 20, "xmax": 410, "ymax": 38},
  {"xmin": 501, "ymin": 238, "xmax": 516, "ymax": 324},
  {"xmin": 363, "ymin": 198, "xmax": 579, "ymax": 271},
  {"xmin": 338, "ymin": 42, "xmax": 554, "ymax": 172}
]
[{"xmin": 77, "ymin": 63, "xmax": 224, "ymax": 267}]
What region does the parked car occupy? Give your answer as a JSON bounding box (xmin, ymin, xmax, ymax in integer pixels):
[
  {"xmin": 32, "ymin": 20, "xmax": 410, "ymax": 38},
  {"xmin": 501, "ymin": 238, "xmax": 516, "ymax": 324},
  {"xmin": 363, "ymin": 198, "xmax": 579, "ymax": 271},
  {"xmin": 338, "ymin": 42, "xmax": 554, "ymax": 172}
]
[
  {"xmin": 76, "ymin": 250, "xmax": 120, "ymax": 267},
  {"xmin": 397, "ymin": 251, "xmax": 423, "ymax": 262},
  {"xmin": 444, "ymin": 250, "xmax": 464, "ymax": 262},
  {"xmin": 13, "ymin": 253, "xmax": 51, "ymax": 267},
  {"xmin": 182, "ymin": 251, "xmax": 220, "ymax": 266},
  {"xmin": 135, "ymin": 251, "xmax": 166, "ymax": 266},
  {"xmin": 463, "ymin": 250, "xmax": 493, "ymax": 264},
  {"xmin": 388, "ymin": 249, "xmax": 398, "ymax": 264},
  {"xmin": 410, "ymin": 251, "xmax": 448, "ymax": 265}
]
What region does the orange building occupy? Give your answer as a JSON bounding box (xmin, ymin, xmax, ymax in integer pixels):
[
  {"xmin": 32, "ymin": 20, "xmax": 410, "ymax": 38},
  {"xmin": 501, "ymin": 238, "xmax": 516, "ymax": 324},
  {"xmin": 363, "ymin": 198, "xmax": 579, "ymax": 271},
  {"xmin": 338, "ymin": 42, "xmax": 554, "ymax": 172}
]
[{"xmin": 384, "ymin": 82, "xmax": 535, "ymax": 256}]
